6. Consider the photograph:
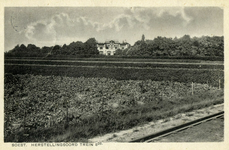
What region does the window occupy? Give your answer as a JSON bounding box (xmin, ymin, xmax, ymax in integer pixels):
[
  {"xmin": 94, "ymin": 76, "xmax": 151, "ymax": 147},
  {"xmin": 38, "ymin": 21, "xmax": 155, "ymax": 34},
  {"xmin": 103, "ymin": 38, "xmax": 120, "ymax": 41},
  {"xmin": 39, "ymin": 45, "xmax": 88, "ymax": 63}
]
[
  {"xmin": 100, "ymin": 47, "xmax": 103, "ymax": 49},
  {"xmin": 107, "ymin": 51, "xmax": 111, "ymax": 55}
]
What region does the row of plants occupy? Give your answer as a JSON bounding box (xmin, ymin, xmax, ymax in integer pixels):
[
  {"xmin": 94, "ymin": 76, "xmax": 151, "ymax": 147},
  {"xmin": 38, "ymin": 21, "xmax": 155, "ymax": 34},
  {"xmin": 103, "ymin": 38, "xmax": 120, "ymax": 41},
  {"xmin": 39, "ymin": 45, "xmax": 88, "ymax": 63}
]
[
  {"xmin": 4, "ymin": 74, "xmax": 223, "ymax": 142},
  {"xmin": 5, "ymin": 55, "xmax": 224, "ymax": 61},
  {"xmin": 5, "ymin": 60, "xmax": 224, "ymax": 70},
  {"xmin": 5, "ymin": 65, "xmax": 224, "ymax": 87}
]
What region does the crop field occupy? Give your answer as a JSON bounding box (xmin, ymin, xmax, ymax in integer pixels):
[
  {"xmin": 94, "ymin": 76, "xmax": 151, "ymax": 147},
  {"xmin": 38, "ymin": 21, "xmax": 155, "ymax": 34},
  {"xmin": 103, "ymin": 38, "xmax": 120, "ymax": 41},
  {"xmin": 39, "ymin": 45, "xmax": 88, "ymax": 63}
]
[
  {"xmin": 4, "ymin": 74, "xmax": 223, "ymax": 142},
  {"xmin": 5, "ymin": 64, "xmax": 224, "ymax": 87},
  {"xmin": 5, "ymin": 56, "xmax": 224, "ymax": 62},
  {"xmin": 5, "ymin": 59, "xmax": 224, "ymax": 70},
  {"xmin": 4, "ymin": 58, "xmax": 224, "ymax": 142}
]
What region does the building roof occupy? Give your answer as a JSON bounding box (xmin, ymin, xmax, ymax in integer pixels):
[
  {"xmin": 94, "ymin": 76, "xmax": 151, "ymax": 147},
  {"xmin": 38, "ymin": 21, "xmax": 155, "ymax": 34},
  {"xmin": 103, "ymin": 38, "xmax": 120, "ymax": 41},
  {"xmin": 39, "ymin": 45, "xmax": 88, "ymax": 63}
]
[
  {"xmin": 104, "ymin": 40, "xmax": 119, "ymax": 44},
  {"xmin": 97, "ymin": 40, "xmax": 129, "ymax": 45},
  {"xmin": 120, "ymin": 42, "xmax": 129, "ymax": 45}
]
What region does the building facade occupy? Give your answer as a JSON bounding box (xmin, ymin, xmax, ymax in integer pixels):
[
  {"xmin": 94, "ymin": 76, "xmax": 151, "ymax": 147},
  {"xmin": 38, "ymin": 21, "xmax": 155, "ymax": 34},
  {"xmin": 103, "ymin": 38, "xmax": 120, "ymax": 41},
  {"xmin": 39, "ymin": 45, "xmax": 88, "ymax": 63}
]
[{"xmin": 97, "ymin": 40, "xmax": 130, "ymax": 55}]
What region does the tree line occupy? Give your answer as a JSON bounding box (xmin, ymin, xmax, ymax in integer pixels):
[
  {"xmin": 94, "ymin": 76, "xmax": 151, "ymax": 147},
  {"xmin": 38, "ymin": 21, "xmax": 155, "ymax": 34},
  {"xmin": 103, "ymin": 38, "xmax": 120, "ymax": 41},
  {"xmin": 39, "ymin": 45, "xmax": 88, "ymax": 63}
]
[
  {"xmin": 116, "ymin": 35, "xmax": 223, "ymax": 57},
  {"xmin": 5, "ymin": 35, "xmax": 224, "ymax": 58},
  {"xmin": 5, "ymin": 38, "xmax": 99, "ymax": 58}
]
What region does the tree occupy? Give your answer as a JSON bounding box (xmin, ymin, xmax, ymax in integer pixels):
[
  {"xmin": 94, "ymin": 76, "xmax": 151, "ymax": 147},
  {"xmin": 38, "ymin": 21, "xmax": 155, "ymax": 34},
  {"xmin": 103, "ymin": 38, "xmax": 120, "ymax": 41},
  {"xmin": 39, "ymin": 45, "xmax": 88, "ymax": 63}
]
[
  {"xmin": 115, "ymin": 49, "xmax": 123, "ymax": 55},
  {"xmin": 27, "ymin": 44, "xmax": 39, "ymax": 51},
  {"xmin": 141, "ymin": 34, "xmax": 145, "ymax": 42},
  {"xmin": 84, "ymin": 38, "xmax": 99, "ymax": 55},
  {"xmin": 69, "ymin": 41, "xmax": 84, "ymax": 55},
  {"xmin": 193, "ymin": 40, "xmax": 200, "ymax": 47},
  {"xmin": 52, "ymin": 45, "xmax": 62, "ymax": 55},
  {"xmin": 41, "ymin": 46, "xmax": 52, "ymax": 54},
  {"xmin": 12, "ymin": 45, "xmax": 20, "ymax": 51},
  {"xmin": 20, "ymin": 44, "xmax": 27, "ymax": 52},
  {"xmin": 134, "ymin": 40, "xmax": 143, "ymax": 46}
]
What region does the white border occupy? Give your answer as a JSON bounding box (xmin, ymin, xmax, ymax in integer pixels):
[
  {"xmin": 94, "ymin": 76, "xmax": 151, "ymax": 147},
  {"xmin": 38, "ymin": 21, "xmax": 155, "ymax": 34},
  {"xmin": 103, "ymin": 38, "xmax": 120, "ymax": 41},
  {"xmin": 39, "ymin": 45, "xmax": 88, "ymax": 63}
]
[{"xmin": 1, "ymin": 0, "xmax": 228, "ymax": 150}]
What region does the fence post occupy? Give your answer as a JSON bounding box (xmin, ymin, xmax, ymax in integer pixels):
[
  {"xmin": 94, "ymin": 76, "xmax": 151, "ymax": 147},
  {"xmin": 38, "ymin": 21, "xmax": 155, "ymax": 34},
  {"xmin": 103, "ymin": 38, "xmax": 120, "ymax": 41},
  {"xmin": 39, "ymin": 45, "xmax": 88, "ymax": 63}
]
[
  {"xmin": 192, "ymin": 82, "xmax": 194, "ymax": 95},
  {"xmin": 47, "ymin": 116, "xmax": 51, "ymax": 128},
  {"xmin": 219, "ymin": 79, "xmax": 220, "ymax": 89},
  {"xmin": 24, "ymin": 109, "xmax": 26, "ymax": 132}
]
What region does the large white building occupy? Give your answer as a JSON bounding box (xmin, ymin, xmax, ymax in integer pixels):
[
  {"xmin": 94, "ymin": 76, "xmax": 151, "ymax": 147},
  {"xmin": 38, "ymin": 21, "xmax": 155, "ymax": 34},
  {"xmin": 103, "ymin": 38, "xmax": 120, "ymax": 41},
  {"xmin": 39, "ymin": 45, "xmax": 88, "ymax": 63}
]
[{"xmin": 97, "ymin": 40, "xmax": 130, "ymax": 55}]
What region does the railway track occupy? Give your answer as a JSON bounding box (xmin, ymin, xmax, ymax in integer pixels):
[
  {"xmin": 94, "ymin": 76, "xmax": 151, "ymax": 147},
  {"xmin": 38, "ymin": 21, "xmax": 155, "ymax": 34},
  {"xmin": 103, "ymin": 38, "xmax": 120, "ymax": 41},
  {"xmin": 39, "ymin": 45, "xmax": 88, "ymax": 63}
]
[{"xmin": 129, "ymin": 111, "xmax": 224, "ymax": 142}]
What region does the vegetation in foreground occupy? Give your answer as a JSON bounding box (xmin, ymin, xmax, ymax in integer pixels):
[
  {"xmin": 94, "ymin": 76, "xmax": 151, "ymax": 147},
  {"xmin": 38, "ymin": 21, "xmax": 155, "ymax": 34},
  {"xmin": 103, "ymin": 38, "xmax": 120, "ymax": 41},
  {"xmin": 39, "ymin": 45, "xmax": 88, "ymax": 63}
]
[
  {"xmin": 4, "ymin": 74, "xmax": 223, "ymax": 142},
  {"xmin": 5, "ymin": 64, "xmax": 224, "ymax": 87}
]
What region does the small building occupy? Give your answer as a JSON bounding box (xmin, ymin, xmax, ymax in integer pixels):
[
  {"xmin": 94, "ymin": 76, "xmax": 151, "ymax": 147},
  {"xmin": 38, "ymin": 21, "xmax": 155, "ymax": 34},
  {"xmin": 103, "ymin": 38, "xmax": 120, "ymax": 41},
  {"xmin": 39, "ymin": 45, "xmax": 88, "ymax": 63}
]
[{"xmin": 97, "ymin": 40, "xmax": 130, "ymax": 55}]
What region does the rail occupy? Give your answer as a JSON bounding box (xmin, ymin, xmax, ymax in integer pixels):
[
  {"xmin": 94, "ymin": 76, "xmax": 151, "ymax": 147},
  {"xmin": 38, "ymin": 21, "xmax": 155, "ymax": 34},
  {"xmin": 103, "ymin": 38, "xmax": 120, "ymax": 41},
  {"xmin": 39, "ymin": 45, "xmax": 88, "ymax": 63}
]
[{"xmin": 129, "ymin": 111, "xmax": 224, "ymax": 142}]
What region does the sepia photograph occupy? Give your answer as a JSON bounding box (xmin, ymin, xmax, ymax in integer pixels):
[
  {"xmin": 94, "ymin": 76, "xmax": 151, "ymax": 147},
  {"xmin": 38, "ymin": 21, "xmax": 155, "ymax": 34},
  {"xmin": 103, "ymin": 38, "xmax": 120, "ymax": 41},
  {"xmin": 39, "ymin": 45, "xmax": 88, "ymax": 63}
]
[{"xmin": 3, "ymin": 6, "xmax": 225, "ymax": 145}]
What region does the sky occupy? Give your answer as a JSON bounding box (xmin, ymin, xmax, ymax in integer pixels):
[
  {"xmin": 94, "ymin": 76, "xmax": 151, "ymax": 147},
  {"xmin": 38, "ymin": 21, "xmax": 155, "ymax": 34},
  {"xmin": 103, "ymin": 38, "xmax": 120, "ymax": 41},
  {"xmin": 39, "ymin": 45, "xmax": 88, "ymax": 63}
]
[{"xmin": 4, "ymin": 7, "xmax": 223, "ymax": 51}]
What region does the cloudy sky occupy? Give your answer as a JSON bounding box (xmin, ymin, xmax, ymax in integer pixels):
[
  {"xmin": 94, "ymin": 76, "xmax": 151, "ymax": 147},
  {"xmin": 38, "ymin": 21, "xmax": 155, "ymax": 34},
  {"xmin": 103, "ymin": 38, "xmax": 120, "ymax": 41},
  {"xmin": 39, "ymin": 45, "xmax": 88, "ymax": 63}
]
[{"xmin": 5, "ymin": 7, "xmax": 223, "ymax": 51}]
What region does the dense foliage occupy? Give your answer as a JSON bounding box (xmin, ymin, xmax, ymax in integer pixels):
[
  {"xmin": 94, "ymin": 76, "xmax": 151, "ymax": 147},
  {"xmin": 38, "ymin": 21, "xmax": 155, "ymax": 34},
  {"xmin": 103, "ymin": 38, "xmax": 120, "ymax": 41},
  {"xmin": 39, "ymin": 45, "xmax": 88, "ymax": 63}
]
[
  {"xmin": 5, "ymin": 38, "xmax": 99, "ymax": 57},
  {"xmin": 5, "ymin": 35, "xmax": 223, "ymax": 58},
  {"xmin": 117, "ymin": 35, "xmax": 224, "ymax": 57},
  {"xmin": 5, "ymin": 74, "xmax": 222, "ymax": 142}
]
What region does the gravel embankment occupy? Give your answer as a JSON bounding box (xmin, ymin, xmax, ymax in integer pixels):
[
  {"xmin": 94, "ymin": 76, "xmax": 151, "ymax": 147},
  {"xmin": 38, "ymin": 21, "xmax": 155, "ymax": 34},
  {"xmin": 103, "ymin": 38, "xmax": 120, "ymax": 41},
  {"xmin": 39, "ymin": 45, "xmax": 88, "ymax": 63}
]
[{"xmin": 89, "ymin": 103, "xmax": 224, "ymax": 142}]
